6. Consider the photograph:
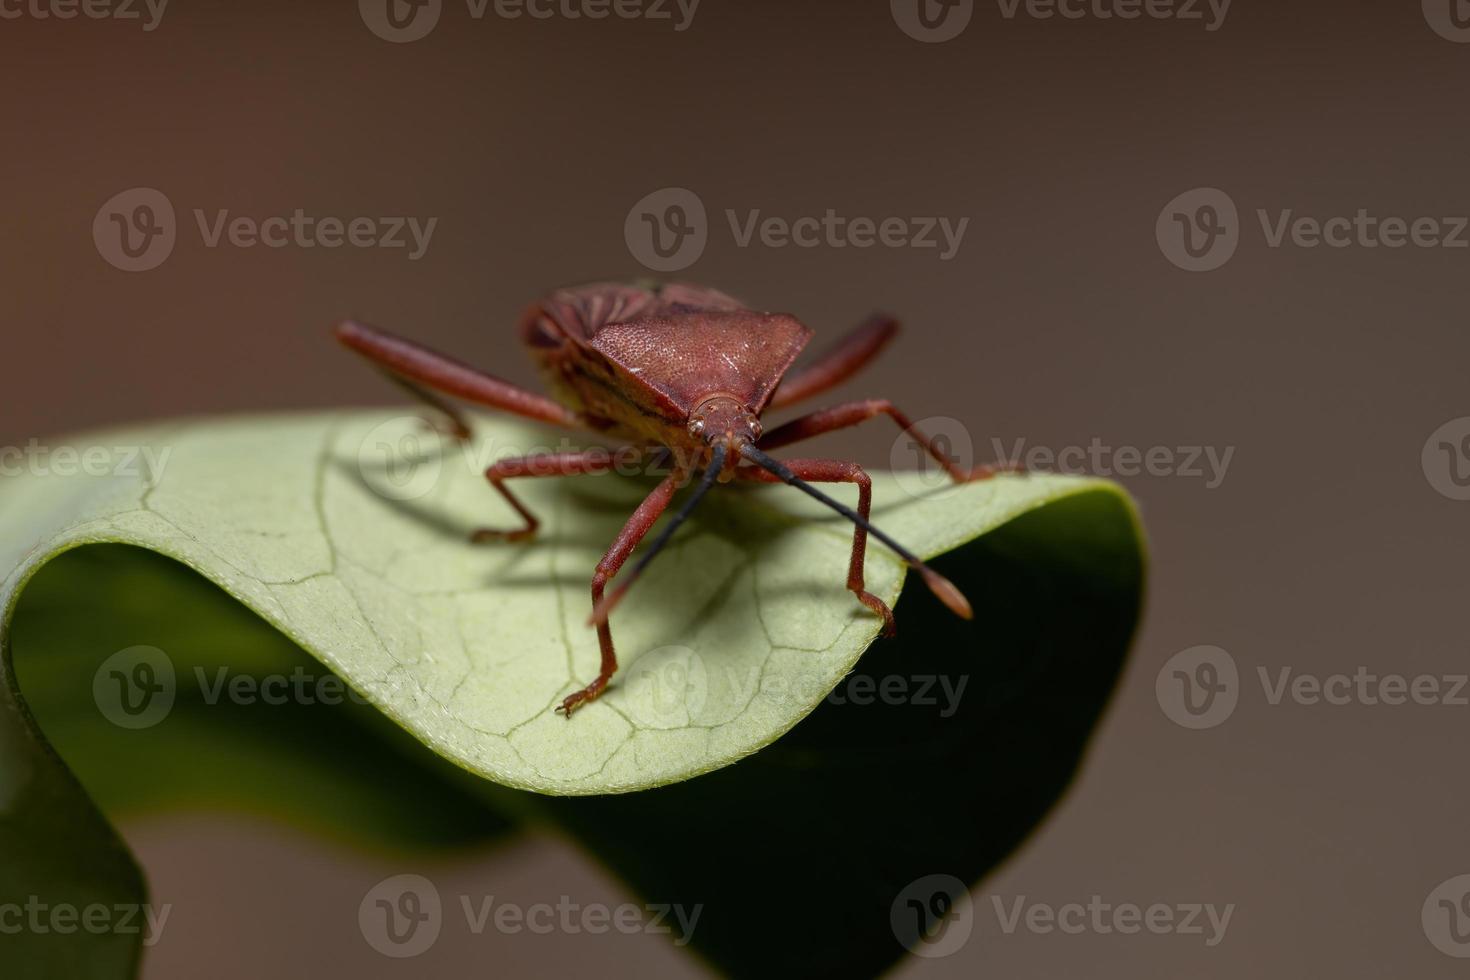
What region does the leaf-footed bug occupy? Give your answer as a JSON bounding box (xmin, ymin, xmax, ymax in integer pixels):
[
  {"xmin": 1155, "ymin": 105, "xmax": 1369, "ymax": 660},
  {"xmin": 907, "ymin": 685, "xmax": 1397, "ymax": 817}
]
[{"xmin": 335, "ymin": 282, "xmax": 1018, "ymax": 716}]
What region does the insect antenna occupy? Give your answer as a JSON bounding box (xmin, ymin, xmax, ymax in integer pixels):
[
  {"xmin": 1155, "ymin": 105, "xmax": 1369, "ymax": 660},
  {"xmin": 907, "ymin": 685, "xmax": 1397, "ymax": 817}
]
[
  {"xmin": 736, "ymin": 444, "xmax": 973, "ymax": 620},
  {"xmin": 588, "ymin": 443, "xmax": 728, "ymax": 627}
]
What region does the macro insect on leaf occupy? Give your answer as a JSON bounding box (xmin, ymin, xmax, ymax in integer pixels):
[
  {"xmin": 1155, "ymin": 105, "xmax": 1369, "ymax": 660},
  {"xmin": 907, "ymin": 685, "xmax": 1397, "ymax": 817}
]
[{"xmin": 334, "ymin": 282, "xmax": 1016, "ymax": 717}]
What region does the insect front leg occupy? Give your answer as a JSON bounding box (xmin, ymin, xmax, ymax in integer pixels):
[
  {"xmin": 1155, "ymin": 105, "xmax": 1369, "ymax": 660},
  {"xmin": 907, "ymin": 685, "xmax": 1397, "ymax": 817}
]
[
  {"xmin": 768, "ymin": 314, "xmax": 898, "ymax": 409},
  {"xmin": 736, "ymin": 458, "xmax": 896, "ymax": 635},
  {"xmin": 759, "ymin": 399, "xmax": 1024, "ymax": 483},
  {"xmin": 559, "ymin": 469, "xmax": 686, "ymax": 718},
  {"xmin": 474, "ymin": 448, "xmax": 642, "ymax": 543}
]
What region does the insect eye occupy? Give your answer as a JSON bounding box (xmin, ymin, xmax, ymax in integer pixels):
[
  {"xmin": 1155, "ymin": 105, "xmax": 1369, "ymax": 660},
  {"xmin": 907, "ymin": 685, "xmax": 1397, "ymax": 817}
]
[
  {"xmin": 689, "ymin": 419, "xmax": 706, "ymax": 436},
  {"xmin": 749, "ymin": 419, "xmax": 763, "ymax": 439}
]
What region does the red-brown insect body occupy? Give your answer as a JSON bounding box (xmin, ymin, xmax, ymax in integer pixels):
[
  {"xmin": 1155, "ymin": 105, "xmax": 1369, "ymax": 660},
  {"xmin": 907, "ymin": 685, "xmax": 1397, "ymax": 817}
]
[
  {"xmin": 336, "ymin": 280, "xmax": 1013, "ymax": 716},
  {"xmin": 520, "ymin": 282, "xmax": 812, "ymax": 470}
]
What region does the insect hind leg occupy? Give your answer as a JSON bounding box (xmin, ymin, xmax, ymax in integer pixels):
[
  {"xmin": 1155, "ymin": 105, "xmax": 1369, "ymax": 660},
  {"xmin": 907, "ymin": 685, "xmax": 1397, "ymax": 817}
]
[{"xmin": 334, "ymin": 319, "xmax": 583, "ymax": 435}]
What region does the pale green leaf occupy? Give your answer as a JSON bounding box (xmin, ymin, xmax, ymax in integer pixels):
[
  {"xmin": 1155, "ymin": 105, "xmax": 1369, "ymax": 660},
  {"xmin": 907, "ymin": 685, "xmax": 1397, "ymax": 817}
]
[
  {"xmin": 1, "ymin": 412, "xmax": 1125, "ymax": 794},
  {"xmin": 0, "ymin": 410, "xmax": 1145, "ymax": 978}
]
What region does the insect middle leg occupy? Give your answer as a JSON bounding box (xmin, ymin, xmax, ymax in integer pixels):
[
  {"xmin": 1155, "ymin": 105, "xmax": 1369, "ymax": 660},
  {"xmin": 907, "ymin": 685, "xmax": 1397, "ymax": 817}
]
[
  {"xmin": 758, "ymin": 399, "xmax": 1023, "ymax": 482},
  {"xmin": 474, "ymin": 448, "xmax": 642, "ymax": 543},
  {"xmin": 736, "ymin": 458, "xmax": 896, "ymax": 636},
  {"xmin": 558, "ymin": 469, "xmax": 688, "ymax": 717}
]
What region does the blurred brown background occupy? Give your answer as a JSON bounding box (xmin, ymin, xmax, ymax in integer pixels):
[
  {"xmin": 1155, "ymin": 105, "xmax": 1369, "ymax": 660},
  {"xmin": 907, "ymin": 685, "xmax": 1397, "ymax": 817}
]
[{"xmin": 4, "ymin": 0, "xmax": 1470, "ymax": 975}]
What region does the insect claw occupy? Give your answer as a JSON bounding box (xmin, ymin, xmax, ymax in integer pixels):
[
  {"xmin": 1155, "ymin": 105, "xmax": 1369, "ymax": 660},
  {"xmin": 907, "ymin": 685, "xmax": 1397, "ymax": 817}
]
[
  {"xmin": 558, "ymin": 680, "xmax": 607, "ymax": 716},
  {"xmin": 856, "ymin": 590, "xmax": 896, "ymax": 636}
]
